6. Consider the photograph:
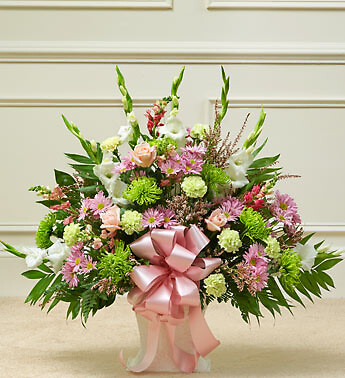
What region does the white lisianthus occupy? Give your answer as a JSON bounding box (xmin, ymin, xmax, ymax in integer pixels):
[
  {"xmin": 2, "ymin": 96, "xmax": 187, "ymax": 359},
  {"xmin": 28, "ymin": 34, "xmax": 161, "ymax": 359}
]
[
  {"xmin": 127, "ymin": 111, "xmax": 137, "ymax": 126},
  {"xmin": 93, "ymin": 153, "xmax": 128, "ymax": 206},
  {"xmin": 225, "ymin": 149, "xmax": 254, "ymax": 189},
  {"xmin": 117, "ymin": 124, "xmax": 133, "ymax": 144},
  {"xmin": 293, "ymin": 243, "xmax": 317, "ymax": 271},
  {"xmin": 159, "ymin": 116, "xmax": 187, "ymax": 148},
  {"xmin": 22, "ymin": 247, "xmax": 47, "ymax": 269},
  {"xmin": 47, "ymin": 240, "xmax": 70, "ymax": 273}
]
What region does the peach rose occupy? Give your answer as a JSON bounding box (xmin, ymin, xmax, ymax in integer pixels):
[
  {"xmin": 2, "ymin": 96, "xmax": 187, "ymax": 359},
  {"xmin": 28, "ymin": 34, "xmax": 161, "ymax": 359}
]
[
  {"xmin": 131, "ymin": 142, "xmax": 156, "ymax": 168},
  {"xmin": 100, "ymin": 205, "xmax": 121, "ymax": 233},
  {"xmin": 205, "ymin": 209, "xmax": 227, "ymax": 232}
]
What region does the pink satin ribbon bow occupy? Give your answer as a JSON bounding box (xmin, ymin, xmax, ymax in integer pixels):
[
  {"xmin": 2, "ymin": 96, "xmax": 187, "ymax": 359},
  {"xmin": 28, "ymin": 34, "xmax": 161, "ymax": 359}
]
[{"xmin": 122, "ymin": 225, "xmax": 221, "ymax": 373}]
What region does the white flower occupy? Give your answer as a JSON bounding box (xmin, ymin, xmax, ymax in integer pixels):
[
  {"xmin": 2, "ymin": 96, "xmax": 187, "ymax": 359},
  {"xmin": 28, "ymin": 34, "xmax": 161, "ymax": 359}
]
[
  {"xmin": 159, "ymin": 116, "xmax": 187, "ymax": 148},
  {"xmin": 22, "ymin": 247, "xmax": 47, "ymax": 269},
  {"xmin": 293, "ymin": 243, "xmax": 317, "ymax": 271},
  {"xmin": 169, "ymin": 108, "xmax": 179, "ymax": 118},
  {"xmin": 47, "ymin": 240, "xmax": 70, "ymax": 273},
  {"xmin": 127, "ymin": 111, "xmax": 137, "ymax": 126},
  {"xmin": 117, "ymin": 124, "xmax": 133, "ymax": 144},
  {"xmin": 93, "ymin": 153, "xmax": 128, "ymax": 206},
  {"xmin": 225, "ymin": 149, "xmax": 253, "ymax": 189}
]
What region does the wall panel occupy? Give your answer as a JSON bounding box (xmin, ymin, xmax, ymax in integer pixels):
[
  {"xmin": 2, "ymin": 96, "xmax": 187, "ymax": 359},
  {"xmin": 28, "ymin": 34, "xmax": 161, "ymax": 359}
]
[{"xmin": 0, "ymin": 0, "xmax": 344, "ymax": 296}]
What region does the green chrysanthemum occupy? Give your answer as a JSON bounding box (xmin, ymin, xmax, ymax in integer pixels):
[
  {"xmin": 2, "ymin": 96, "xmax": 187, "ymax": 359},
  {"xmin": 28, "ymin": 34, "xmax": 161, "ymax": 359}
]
[
  {"xmin": 98, "ymin": 241, "xmax": 134, "ymax": 286},
  {"xmin": 36, "ymin": 213, "xmax": 56, "ymax": 249},
  {"xmin": 280, "ymin": 249, "xmax": 302, "ymax": 289},
  {"xmin": 240, "ymin": 207, "xmax": 270, "ymax": 241},
  {"xmin": 204, "ymin": 273, "xmax": 227, "ymax": 297},
  {"xmin": 201, "ymin": 163, "xmax": 230, "ymax": 194},
  {"xmin": 124, "ymin": 177, "xmax": 162, "ymax": 206}
]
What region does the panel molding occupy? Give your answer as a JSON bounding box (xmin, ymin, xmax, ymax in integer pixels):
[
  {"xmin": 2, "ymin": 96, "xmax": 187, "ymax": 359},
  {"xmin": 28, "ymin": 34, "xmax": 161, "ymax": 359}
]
[
  {"xmin": 208, "ymin": 98, "xmax": 345, "ymax": 109},
  {"xmin": 0, "ymin": 41, "xmax": 344, "ymax": 64},
  {"xmin": 207, "ymin": 0, "xmax": 345, "ymax": 10},
  {"xmin": 1, "ymin": 97, "xmax": 345, "ymax": 108},
  {"xmin": 0, "ymin": 0, "xmax": 173, "ymax": 9},
  {"xmin": 0, "ymin": 98, "xmax": 157, "ymax": 108}
]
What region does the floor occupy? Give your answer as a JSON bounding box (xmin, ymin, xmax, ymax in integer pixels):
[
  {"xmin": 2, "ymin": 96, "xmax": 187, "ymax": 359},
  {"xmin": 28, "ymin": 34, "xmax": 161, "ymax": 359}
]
[{"xmin": 0, "ymin": 297, "xmax": 344, "ymax": 378}]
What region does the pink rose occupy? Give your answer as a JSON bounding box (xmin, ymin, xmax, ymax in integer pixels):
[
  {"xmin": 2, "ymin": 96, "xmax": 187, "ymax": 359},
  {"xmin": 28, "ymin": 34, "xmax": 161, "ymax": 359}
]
[
  {"xmin": 205, "ymin": 209, "xmax": 227, "ymax": 232},
  {"xmin": 100, "ymin": 205, "xmax": 121, "ymax": 233},
  {"xmin": 131, "ymin": 142, "xmax": 156, "ymax": 168}
]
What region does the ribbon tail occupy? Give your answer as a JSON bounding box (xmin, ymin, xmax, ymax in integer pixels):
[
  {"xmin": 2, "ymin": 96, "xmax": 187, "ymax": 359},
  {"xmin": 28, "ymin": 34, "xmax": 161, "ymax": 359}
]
[
  {"xmin": 189, "ymin": 306, "xmax": 220, "ymax": 357},
  {"xmin": 165, "ymin": 322, "xmax": 198, "ymax": 373},
  {"xmin": 121, "ymin": 316, "xmax": 161, "ymax": 373}
]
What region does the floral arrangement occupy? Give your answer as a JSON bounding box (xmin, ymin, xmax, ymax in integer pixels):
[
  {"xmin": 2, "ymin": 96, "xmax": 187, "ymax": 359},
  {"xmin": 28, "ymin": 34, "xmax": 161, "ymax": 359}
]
[{"xmin": 1, "ymin": 66, "xmax": 343, "ymax": 372}]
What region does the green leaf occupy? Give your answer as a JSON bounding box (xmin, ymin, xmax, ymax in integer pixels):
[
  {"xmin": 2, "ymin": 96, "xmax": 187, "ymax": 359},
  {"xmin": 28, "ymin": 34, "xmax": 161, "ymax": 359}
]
[
  {"xmin": 315, "ymin": 258, "xmax": 342, "ymax": 271},
  {"xmin": 252, "ymin": 138, "xmax": 268, "ymax": 158},
  {"xmin": 36, "ymin": 200, "xmax": 60, "ymax": 208},
  {"xmin": 317, "ymin": 271, "xmax": 335, "ymax": 288},
  {"xmin": 0, "ymin": 240, "xmax": 26, "ymax": 258},
  {"xmin": 70, "ymin": 164, "xmax": 95, "ymax": 173},
  {"xmin": 295, "ymin": 282, "xmax": 314, "ymax": 302},
  {"xmin": 250, "ymin": 154, "xmax": 280, "ymax": 169},
  {"xmin": 300, "ymin": 233, "xmax": 315, "ymax": 245},
  {"xmin": 21, "ymin": 270, "xmax": 47, "ymax": 279},
  {"xmin": 299, "ymin": 272, "xmax": 321, "ymax": 297},
  {"xmin": 279, "ymin": 277, "xmax": 305, "ymax": 307},
  {"xmin": 41, "ymin": 274, "xmax": 63, "ymax": 307},
  {"xmin": 54, "ymin": 169, "xmax": 75, "ymax": 186},
  {"xmin": 65, "ymin": 153, "xmax": 94, "ymax": 164},
  {"xmin": 47, "ymin": 297, "xmax": 61, "ymax": 313},
  {"xmin": 37, "ymin": 263, "xmax": 53, "ymax": 274},
  {"xmin": 25, "ymin": 274, "xmax": 55, "ymax": 304}
]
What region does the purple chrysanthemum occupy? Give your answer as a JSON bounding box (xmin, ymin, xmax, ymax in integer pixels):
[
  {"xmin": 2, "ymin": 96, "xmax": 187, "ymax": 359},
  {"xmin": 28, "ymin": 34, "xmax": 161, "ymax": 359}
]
[
  {"xmin": 221, "ymin": 197, "xmax": 244, "ymax": 221},
  {"xmin": 243, "ymin": 243, "xmax": 267, "ymax": 270},
  {"xmin": 89, "ymin": 191, "xmax": 112, "ymax": 216},
  {"xmin": 61, "ymin": 263, "xmax": 79, "ymax": 288},
  {"xmin": 271, "ymin": 191, "xmax": 301, "ymax": 226},
  {"xmin": 157, "ymin": 206, "xmax": 179, "ymax": 228}
]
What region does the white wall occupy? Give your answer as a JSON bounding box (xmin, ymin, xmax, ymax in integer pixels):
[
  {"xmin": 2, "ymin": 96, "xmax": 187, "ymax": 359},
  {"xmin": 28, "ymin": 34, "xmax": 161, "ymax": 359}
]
[{"xmin": 0, "ymin": 0, "xmax": 344, "ymax": 296}]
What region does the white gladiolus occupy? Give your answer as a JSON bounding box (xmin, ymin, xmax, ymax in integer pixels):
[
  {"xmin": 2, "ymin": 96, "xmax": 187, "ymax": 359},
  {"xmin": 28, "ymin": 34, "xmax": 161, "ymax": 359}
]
[
  {"xmin": 159, "ymin": 116, "xmax": 187, "ymax": 148},
  {"xmin": 294, "ymin": 243, "xmax": 318, "ymax": 271},
  {"xmin": 93, "ymin": 153, "xmax": 128, "ymax": 206},
  {"xmin": 47, "ymin": 240, "xmax": 70, "ymax": 273},
  {"xmin": 117, "ymin": 124, "xmax": 133, "ymax": 144},
  {"xmin": 225, "ymin": 149, "xmax": 254, "ymax": 189},
  {"xmin": 127, "ymin": 111, "xmax": 137, "ymax": 126},
  {"xmin": 22, "ymin": 247, "xmax": 47, "ymax": 269}
]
